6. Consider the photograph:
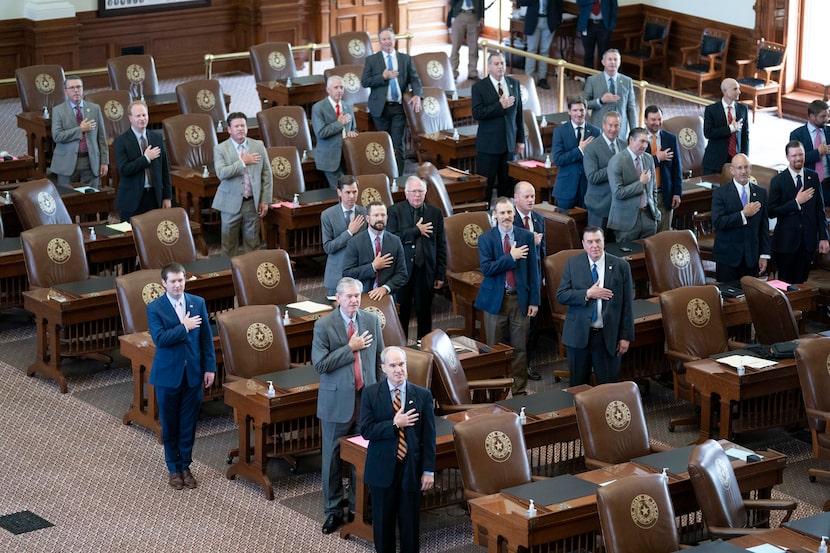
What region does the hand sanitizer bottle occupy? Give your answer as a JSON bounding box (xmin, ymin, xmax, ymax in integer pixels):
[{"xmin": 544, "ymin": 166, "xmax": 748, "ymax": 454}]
[
  {"xmin": 519, "ymin": 406, "xmax": 527, "ymax": 425},
  {"xmin": 540, "ymin": 115, "xmax": 548, "ymax": 127},
  {"xmin": 4, "ymin": 191, "xmax": 11, "ymax": 204},
  {"xmin": 286, "ymin": 77, "xmax": 292, "ymax": 88},
  {"xmin": 283, "ymin": 309, "xmax": 291, "ymax": 325},
  {"xmin": 451, "ymin": 90, "xmax": 459, "ymax": 101},
  {"xmin": 266, "ymin": 381, "xmax": 276, "ymax": 398},
  {"xmin": 202, "ymin": 165, "xmax": 209, "ymax": 178},
  {"xmin": 302, "ymin": 149, "xmax": 308, "ymax": 162},
  {"xmin": 88, "ymin": 227, "xmax": 96, "ymax": 241},
  {"xmin": 293, "ymin": 193, "xmax": 300, "ymax": 208},
  {"xmin": 819, "ymin": 536, "xmax": 828, "ymax": 553},
  {"xmin": 452, "ymin": 128, "xmax": 460, "ymax": 141},
  {"xmin": 526, "ymin": 499, "xmax": 537, "ymax": 518},
  {"xmin": 544, "ymin": 154, "xmax": 552, "ymax": 169},
  {"xmin": 216, "ymin": 120, "xmax": 223, "ymax": 133},
  {"xmin": 43, "ymin": 105, "xmax": 49, "ymax": 119}
]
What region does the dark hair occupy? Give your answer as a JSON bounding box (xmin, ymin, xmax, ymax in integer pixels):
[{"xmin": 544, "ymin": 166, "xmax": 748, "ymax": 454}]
[
  {"xmin": 366, "ymin": 200, "xmax": 386, "ymax": 213},
  {"xmin": 808, "ymin": 100, "xmax": 829, "ymax": 118},
  {"xmin": 785, "ymin": 140, "xmax": 804, "ymax": 155},
  {"xmin": 161, "ymin": 262, "xmax": 186, "ymax": 281},
  {"xmin": 582, "ymin": 226, "xmax": 605, "ymax": 239},
  {"xmin": 567, "ymin": 96, "xmax": 586, "ymax": 109},
  {"xmin": 337, "ymin": 175, "xmax": 357, "ymax": 190},
  {"xmin": 226, "ymin": 112, "xmax": 247, "ymax": 127},
  {"xmin": 628, "ymin": 127, "xmax": 648, "ymax": 141},
  {"xmin": 644, "ymin": 105, "xmax": 663, "ymax": 118}
]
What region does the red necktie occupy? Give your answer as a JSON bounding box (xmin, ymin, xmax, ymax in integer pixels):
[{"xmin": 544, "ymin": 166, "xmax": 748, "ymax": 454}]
[
  {"xmin": 814, "ymin": 129, "xmax": 825, "ymax": 181},
  {"xmin": 503, "ymin": 233, "xmax": 516, "ymax": 289},
  {"xmin": 591, "ymin": 0, "xmax": 601, "ymax": 16},
  {"xmin": 498, "ymin": 82, "xmax": 503, "ymax": 97},
  {"xmin": 392, "ymin": 388, "xmax": 407, "ymax": 460},
  {"xmin": 348, "ymin": 320, "xmax": 363, "ymax": 390},
  {"xmin": 727, "ymin": 105, "xmax": 737, "ymax": 157},
  {"xmin": 335, "ymin": 103, "xmax": 341, "ymax": 117},
  {"xmin": 75, "ymin": 105, "xmax": 88, "ymax": 153},
  {"xmin": 524, "ymin": 215, "xmax": 531, "ymax": 230},
  {"xmin": 374, "ymin": 235, "xmax": 382, "ymax": 289}
]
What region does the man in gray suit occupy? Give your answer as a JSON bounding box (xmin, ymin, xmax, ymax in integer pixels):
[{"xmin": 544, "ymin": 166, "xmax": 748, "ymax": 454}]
[
  {"xmin": 212, "ymin": 112, "xmax": 273, "ymax": 257},
  {"xmin": 312, "ymin": 76, "xmax": 358, "ymax": 188},
  {"xmin": 312, "ymin": 277, "xmax": 383, "ymax": 535},
  {"xmin": 607, "ymin": 127, "xmax": 659, "ymax": 242},
  {"xmin": 583, "ymin": 110, "xmax": 626, "ymax": 234},
  {"xmin": 50, "ymin": 76, "xmax": 108, "ymax": 186},
  {"xmin": 582, "ymin": 49, "xmax": 637, "ymax": 136},
  {"xmin": 321, "ymin": 175, "xmax": 366, "ymax": 296}
]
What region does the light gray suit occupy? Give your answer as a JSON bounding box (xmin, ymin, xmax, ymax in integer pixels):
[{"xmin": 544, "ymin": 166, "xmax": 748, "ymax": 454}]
[
  {"xmin": 607, "ymin": 148, "xmax": 659, "ymax": 241},
  {"xmin": 321, "ymin": 203, "xmax": 367, "ymax": 294},
  {"xmin": 212, "ymin": 137, "xmax": 273, "ymax": 256},
  {"xmin": 50, "ymin": 100, "xmax": 108, "ymax": 185},
  {"xmin": 311, "ymin": 97, "xmax": 355, "ymax": 188},
  {"xmin": 582, "ymin": 72, "xmax": 638, "ymax": 135},
  {"xmin": 583, "ymin": 134, "xmax": 627, "ymax": 228}
]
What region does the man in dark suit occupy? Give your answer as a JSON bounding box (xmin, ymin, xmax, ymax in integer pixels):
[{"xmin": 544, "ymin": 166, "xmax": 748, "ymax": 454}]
[
  {"xmin": 607, "ymin": 127, "xmax": 659, "ymax": 242},
  {"xmin": 312, "ymin": 277, "xmax": 383, "ymax": 534},
  {"xmin": 703, "ymin": 78, "xmax": 749, "ymax": 175},
  {"xmin": 769, "ymin": 140, "xmax": 830, "ymax": 284},
  {"xmin": 517, "ymin": 0, "xmax": 564, "ymax": 89},
  {"xmin": 583, "ymin": 110, "xmax": 626, "ymax": 234},
  {"xmin": 321, "ymin": 175, "xmax": 366, "ymax": 296},
  {"xmin": 644, "ymin": 105, "xmax": 683, "ymax": 232},
  {"xmin": 552, "ymin": 96, "xmax": 599, "ymax": 208},
  {"xmin": 312, "ymin": 75, "xmax": 359, "ymax": 188},
  {"xmin": 576, "ymin": 0, "xmax": 618, "ymax": 69},
  {"xmin": 711, "ymin": 154, "xmax": 770, "ymax": 282},
  {"xmin": 448, "ymin": 0, "xmax": 485, "ymax": 80},
  {"xmin": 556, "ymin": 227, "xmax": 634, "ymax": 385},
  {"xmin": 475, "ymin": 197, "xmax": 540, "ymax": 396},
  {"xmin": 360, "ymin": 346, "xmax": 436, "ymax": 553},
  {"xmin": 472, "ymin": 53, "xmax": 525, "ymax": 200},
  {"xmin": 789, "ymin": 99, "xmax": 830, "ymax": 206},
  {"xmin": 387, "ymin": 176, "xmax": 446, "ymax": 340},
  {"xmin": 343, "ymin": 201, "xmax": 409, "ymax": 301},
  {"xmin": 361, "ymin": 27, "xmax": 423, "ymax": 176},
  {"xmin": 146, "ymin": 262, "xmax": 216, "ymax": 490},
  {"xmin": 114, "ymin": 101, "xmax": 172, "ymax": 222}
]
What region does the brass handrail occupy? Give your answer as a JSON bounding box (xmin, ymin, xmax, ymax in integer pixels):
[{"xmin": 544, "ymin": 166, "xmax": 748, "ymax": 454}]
[{"xmin": 0, "ymin": 67, "xmax": 109, "ymax": 87}]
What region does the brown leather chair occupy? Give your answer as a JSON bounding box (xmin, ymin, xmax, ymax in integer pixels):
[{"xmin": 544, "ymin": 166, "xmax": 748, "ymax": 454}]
[
  {"xmin": 355, "ymin": 174, "xmax": 393, "ymax": 207},
  {"xmin": 231, "ymin": 249, "xmax": 297, "ymax": 307},
  {"xmin": 413, "ymin": 52, "xmax": 456, "ymax": 92},
  {"xmin": 535, "ymin": 206, "xmax": 581, "ymax": 254},
  {"xmin": 521, "ymin": 109, "xmax": 544, "ymax": 160},
  {"xmin": 642, "ymin": 230, "xmax": 705, "ymax": 295},
  {"xmin": 216, "ymin": 304, "xmax": 292, "ymax": 381},
  {"xmin": 670, "ymin": 28, "xmax": 731, "ymax": 98},
  {"xmin": 21, "ymin": 224, "xmax": 88, "ymax": 289},
  {"xmin": 130, "ymin": 207, "xmax": 198, "ymax": 269},
  {"xmin": 574, "ymin": 381, "xmax": 667, "ymax": 469},
  {"xmin": 360, "ymin": 293, "xmax": 406, "ymax": 347},
  {"xmin": 403, "ymin": 348, "xmax": 434, "ymax": 391},
  {"xmin": 257, "ymin": 106, "xmax": 313, "ymax": 153},
  {"xmin": 417, "ymin": 162, "xmax": 488, "ymax": 217},
  {"xmin": 596, "ymin": 473, "xmax": 680, "ymax": 553},
  {"xmin": 794, "ymin": 339, "xmax": 830, "ymax": 483},
  {"xmin": 443, "ymin": 210, "xmax": 490, "ymax": 274},
  {"xmin": 717, "ymin": 164, "xmax": 778, "ymax": 196},
  {"xmin": 740, "ymin": 276, "xmax": 801, "ymax": 343},
  {"xmin": 688, "ymin": 439, "xmax": 796, "ymax": 539},
  {"xmin": 620, "ymin": 13, "xmax": 672, "ymax": 81},
  {"xmin": 324, "ymin": 65, "xmax": 369, "ymax": 106},
  {"xmin": 162, "ymin": 113, "xmax": 217, "ymax": 170},
  {"xmin": 343, "ymin": 132, "xmax": 398, "ymax": 179},
  {"xmin": 107, "ymin": 55, "xmax": 160, "ymax": 97},
  {"xmin": 543, "ymin": 249, "xmax": 583, "ymax": 359},
  {"xmin": 115, "ymin": 269, "xmax": 165, "ymax": 334},
  {"xmin": 662, "ymin": 115, "xmax": 706, "ymax": 177},
  {"xmin": 15, "ymin": 64, "xmax": 66, "ymax": 113},
  {"xmin": 266, "ymin": 146, "xmax": 304, "ymax": 198},
  {"xmin": 11, "ymin": 179, "xmax": 72, "ymax": 229},
  {"xmin": 249, "ymin": 42, "xmax": 297, "ymax": 85},
  {"xmin": 404, "ymin": 87, "xmax": 453, "ymax": 164},
  {"xmin": 175, "ymin": 79, "xmax": 229, "ymax": 126},
  {"xmin": 452, "ymin": 412, "xmax": 541, "ymax": 500},
  {"xmin": 420, "ymin": 329, "xmax": 513, "ymax": 413},
  {"xmin": 330, "ymin": 31, "xmax": 373, "ymax": 66},
  {"xmin": 85, "ymin": 89, "xmax": 132, "ymax": 143},
  {"xmin": 507, "ymin": 73, "xmax": 541, "ymax": 116},
  {"xmin": 736, "ymin": 39, "xmax": 787, "ymax": 121}
]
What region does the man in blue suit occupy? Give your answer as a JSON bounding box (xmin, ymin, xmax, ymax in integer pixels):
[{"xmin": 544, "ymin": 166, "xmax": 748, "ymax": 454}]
[
  {"xmin": 644, "ymin": 105, "xmax": 683, "ymax": 232},
  {"xmin": 312, "ymin": 76, "xmax": 358, "ymax": 188},
  {"xmin": 147, "ymin": 262, "xmax": 216, "ymax": 490},
  {"xmin": 711, "ymin": 154, "xmax": 770, "ymax": 282},
  {"xmin": 321, "ymin": 176, "xmax": 366, "ymax": 296},
  {"xmin": 360, "ymin": 346, "xmax": 435, "ymax": 553},
  {"xmin": 790, "ymin": 99, "xmax": 830, "ymax": 206},
  {"xmin": 703, "ymin": 78, "xmax": 749, "ymax": 175},
  {"xmin": 576, "ymin": 0, "xmax": 618, "ymax": 69},
  {"xmin": 552, "ymin": 96, "xmax": 600, "ymax": 208},
  {"xmin": 475, "ymin": 197, "xmax": 540, "ymax": 396},
  {"xmin": 556, "ymin": 227, "xmax": 633, "ymax": 385}
]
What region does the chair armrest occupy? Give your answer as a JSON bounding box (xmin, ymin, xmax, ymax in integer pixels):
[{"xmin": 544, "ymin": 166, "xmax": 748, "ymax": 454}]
[
  {"xmin": 463, "ymin": 489, "xmax": 486, "ymax": 501},
  {"xmin": 703, "ymin": 53, "xmax": 722, "ymax": 72},
  {"xmin": 728, "ymin": 340, "xmax": 748, "ymax": 350},
  {"xmin": 649, "ymin": 441, "xmax": 672, "ymax": 453},
  {"xmin": 735, "ymin": 58, "xmax": 753, "ymax": 66},
  {"xmin": 708, "ymin": 526, "xmax": 772, "ymax": 539},
  {"xmin": 744, "ymin": 499, "xmax": 797, "ymax": 523},
  {"xmin": 452, "ymin": 201, "xmax": 489, "ymax": 213},
  {"xmin": 585, "ymin": 457, "xmax": 613, "ymax": 470},
  {"xmin": 679, "ymin": 45, "xmax": 699, "ymax": 65},
  {"xmin": 667, "ymin": 349, "xmax": 699, "ymax": 364},
  {"xmin": 468, "ymin": 377, "xmax": 514, "ymax": 390},
  {"xmin": 805, "ymin": 407, "xmax": 828, "ymax": 433},
  {"xmin": 440, "ymin": 402, "xmax": 488, "ymax": 413},
  {"xmin": 623, "ymin": 32, "xmax": 641, "ymax": 51},
  {"xmin": 793, "ymin": 309, "xmax": 803, "ymax": 322},
  {"xmin": 693, "ymin": 211, "xmax": 712, "ymax": 222}
]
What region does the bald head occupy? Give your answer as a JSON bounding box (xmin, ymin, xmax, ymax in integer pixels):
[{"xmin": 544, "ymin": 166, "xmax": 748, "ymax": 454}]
[
  {"xmin": 721, "ymin": 78, "xmax": 740, "ymax": 104},
  {"xmin": 729, "ymin": 154, "xmax": 751, "ymax": 185}
]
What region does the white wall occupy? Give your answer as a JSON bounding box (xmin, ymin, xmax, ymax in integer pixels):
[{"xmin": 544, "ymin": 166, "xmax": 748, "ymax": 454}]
[
  {"xmin": 0, "ymin": 0, "xmax": 96, "ymax": 20},
  {"xmin": 637, "ymin": 0, "xmax": 755, "ymax": 28}
]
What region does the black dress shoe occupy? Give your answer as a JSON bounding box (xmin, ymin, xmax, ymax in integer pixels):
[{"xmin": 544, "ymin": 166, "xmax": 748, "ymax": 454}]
[
  {"xmin": 322, "ymin": 513, "xmax": 343, "ymax": 535},
  {"xmin": 527, "ymin": 367, "xmax": 542, "ymax": 381},
  {"xmin": 346, "ymin": 511, "xmax": 355, "ymax": 523},
  {"xmin": 538, "ymin": 79, "xmax": 550, "ymax": 90}
]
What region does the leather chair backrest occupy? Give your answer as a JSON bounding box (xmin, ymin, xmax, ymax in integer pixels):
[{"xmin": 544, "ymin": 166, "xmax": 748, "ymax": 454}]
[
  {"xmin": 162, "ymin": 113, "xmax": 217, "ymax": 169},
  {"xmin": 537, "ymin": 208, "xmax": 580, "ymax": 254},
  {"xmin": 574, "ymin": 381, "xmax": 652, "ymax": 465},
  {"xmin": 413, "ymin": 52, "xmax": 456, "ymax": 91},
  {"xmin": 452, "ymin": 413, "xmax": 532, "ymax": 497},
  {"xmin": 522, "ymin": 109, "xmax": 544, "ymax": 159},
  {"xmin": 356, "ymin": 174, "xmax": 393, "ymax": 207},
  {"xmin": 15, "ymin": 64, "xmax": 66, "ymax": 114},
  {"xmin": 216, "ymin": 304, "xmax": 291, "ymax": 380},
  {"xmin": 543, "ymin": 249, "xmax": 584, "ymax": 317},
  {"xmin": 85, "ymin": 89, "xmax": 132, "ymax": 142},
  {"xmin": 417, "ymin": 162, "xmax": 454, "ymax": 217},
  {"xmin": 175, "ymin": 79, "xmax": 228, "ymax": 125},
  {"xmin": 443, "ymin": 211, "xmax": 491, "ymax": 274},
  {"xmin": 794, "ymin": 339, "xmax": 830, "ymax": 459},
  {"xmin": 266, "ymin": 146, "xmax": 305, "ymax": 198},
  {"xmin": 404, "ymin": 87, "xmax": 453, "ymax": 163},
  {"xmin": 257, "ymin": 106, "xmax": 313, "ymax": 152},
  {"xmin": 343, "ymin": 132, "xmax": 398, "ymax": 179},
  {"xmin": 507, "ymin": 73, "xmax": 541, "ymax": 116},
  {"xmin": 421, "ymin": 329, "xmax": 471, "ymax": 407},
  {"xmin": 107, "ymin": 55, "xmax": 160, "ymax": 97},
  {"xmin": 21, "ymin": 224, "xmax": 89, "ymax": 288},
  {"xmin": 115, "ymin": 269, "xmax": 166, "ymax": 334},
  {"xmin": 11, "ymin": 178, "xmax": 72, "ymax": 229},
  {"xmin": 659, "ymin": 285, "xmax": 729, "ymax": 363},
  {"xmin": 596, "ymin": 474, "xmax": 679, "ymax": 553},
  {"xmin": 130, "ymin": 207, "xmax": 197, "ymax": 269},
  {"xmin": 249, "ymin": 42, "xmax": 297, "ymax": 84},
  {"xmin": 643, "ymin": 229, "xmax": 705, "ymax": 295},
  {"xmin": 360, "ymin": 293, "xmax": 406, "ymax": 347},
  {"xmin": 687, "ymin": 439, "xmax": 749, "ymax": 530},
  {"xmin": 231, "ymin": 248, "xmax": 297, "ymax": 306},
  {"xmin": 662, "ymin": 115, "xmax": 706, "ymax": 177},
  {"xmin": 405, "ymin": 349, "xmax": 434, "ymax": 391},
  {"xmin": 330, "ymin": 31, "xmax": 373, "ymax": 66},
  {"xmin": 740, "ymin": 276, "xmax": 799, "ymax": 343},
  {"xmin": 324, "ymin": 65, "xmax": 369, "ymax": 106},
  {"xmin": 720, "ymin": 163, "xmax": 778, "ymax": 196}
]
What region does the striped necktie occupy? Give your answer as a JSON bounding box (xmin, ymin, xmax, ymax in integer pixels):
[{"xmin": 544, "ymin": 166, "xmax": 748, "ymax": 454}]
[{"xmin": 392, "ymin": 388, "xmax": 407, "ymax": 460}]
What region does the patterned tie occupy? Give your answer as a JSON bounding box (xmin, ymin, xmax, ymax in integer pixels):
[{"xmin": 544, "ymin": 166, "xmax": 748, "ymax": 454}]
[
  {"xmin": 591, "ymin": 263, "xmax": 599, "ymax": 323},
  {"xmin": 576, "ymin": 126, "xmax": 583, "ymax": 143},
  {"xmin": 636, "ymin": 156, "xmax": 647, "ymax": 208},
  {"xmin": 610, "ymin": 141, "xmax": 616, "ymax": 154},
  {"xmin": 392, "ymin": 388, "xmax": 407, "ymax": 460},
  {"xmin": 498, "ymin": 82, "xmax": 504, "ymax": 97},
  {"xmin": 740, "ymin": 185, "xmax": 748, "ymax": 207},
  {"xmin": 75, "ymin": 105, "xmax": 88, "ymax": 153},
  {"xmin": 347, "ymin": 320, "xmax": 363, "ymax": 390},
  {"xmin": 815, "ymin": 129, "xmax": 825, "ymax": 181},
  {"xmin": 651, "ymin": 134, "xmax": 661, "ymax": 190},
  {"xmin": 524, "ymin": 215, "xmax": 531, "ymax": 231},
  {"xmin": 175, "ymin": 300, "xmax": 185, "ymax": 323},
  {"xmin": 238, "ymin": 143, "xmax": 253, "ymax": 198},
  {"xmin": 503, "ymin": 233, "xmax": 516, "ymax": 289},
  {"xmin": 140, "ymin": 134, "xmax": 152, "ymax": 188},
  {"xmin": 387, "ymin": 54, "xmax": 400, "ymax": 102},
  {"xmin": 591, "ymin": 0, "xmax": 601, "ymax": 16},
  {"xmin": 608, "ymin": 78, "xmax": 615, "ymax": 95},
  {"xmin": 374, "ymin": 234, "xmax": 382, "ymax": 289},
  {"xmin": 727, "ymin": 105, "xmax": 737, "ymax": 157},
  {"xmin": 345, "ymin": 209, "xmax": 351, "ymax": 225}
]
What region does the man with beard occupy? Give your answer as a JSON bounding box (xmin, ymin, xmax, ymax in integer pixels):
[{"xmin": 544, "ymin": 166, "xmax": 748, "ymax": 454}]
[
  {"xmin": 644, "ymin": 105, "xmax": 683, "ymax": 232},
  {"xmin": 790, "ymin": 99, "xmax": 830, "ymax": 206}
]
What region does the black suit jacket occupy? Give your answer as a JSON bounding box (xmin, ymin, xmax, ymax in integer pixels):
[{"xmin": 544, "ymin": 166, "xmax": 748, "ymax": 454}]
[
  {"xmin": 514, "ymin": 209, "xmax": 546, "ymax": 277},
  {"xmin": 702, "ymin": 101, "xmax": 749, "ymax": 174},
  {"xmin": 114, "ymin": 128, "xmax": 172, "ymax": 213},
  {"xmin": 386, "ymin": 201, "xmax": 447, "ymax": 283},
  {"xmin": 769, "ymin": 168, "xmax": 829, "ymax": 253},
  {"xmin": 342, "ymin": 230, "xmax": 409, "ymax": 294},
  {"xmin": 471, "ymin": 76, "xmax": 525, "ymax": 155},
  {"xmin": 518, "ymin": 0, "xmax": 564, "ymax": 35},
  {"xmin": 646, "ymin": 129, "xmax": 684, "ymax": 210},
  {"xmin": 361, "ymin": 51, "xmax": 423, "ymax": 117},
  {"xmin": 711, "ymin": 181, "xmax": 770, "ymax": 268}
]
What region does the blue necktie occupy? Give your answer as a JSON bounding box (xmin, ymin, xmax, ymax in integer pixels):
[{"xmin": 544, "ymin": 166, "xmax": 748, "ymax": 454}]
[
  {"xmin": 740, "ymin": 186, "xmax": 748, "ymax": 207},
  {"xmin": 797, "ymin": 173, "xmax": 803, "ymax": 190},
  {"xmin": 591, "ymin": 263, "xmax": 599, "ymax": 323},
  {"xmin": 387, "ymin": 54, "xmax": 399, "ymax": 103}
]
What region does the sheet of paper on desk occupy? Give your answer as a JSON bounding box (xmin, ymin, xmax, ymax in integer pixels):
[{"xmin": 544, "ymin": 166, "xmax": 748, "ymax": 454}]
[
  {"xmin": 74, "ymin": 186, "xmax": 98, "ymax": 194},
  {"xmin": 287, "ymin": 300, "xmax": 333, "ymax": 314},
  {"xmin": 517, "ymin": 160, "xmax": 545, "ymax": 168},
  {"xmin": 724, "ymin": 447, "xmax": 763, "ymax": 461},
  {"xmin": 347, "ymin": 435, "xmax": 369, "ymax": 447},
  {"xmin": 695, "ymin": 181, "xmax": 714, "ymax": 189},
  {"xmin": 746, "ymin": 545, "xmax": 785, "ymax": 553},
  {"xmin": 106, "ymin": 222, "xmax": 132, "ymax": 233},
  {"xmin": 717, "ymin": 355, "xmax": 777, "ymax": 370},
  {"xmin": 451, "ymin": 336, "xmax": 478, "ymax": 354}
]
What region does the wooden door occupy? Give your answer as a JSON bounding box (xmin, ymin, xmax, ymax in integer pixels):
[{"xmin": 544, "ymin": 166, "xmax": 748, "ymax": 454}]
[{"xmin": 330, "ymin": 0, "xmax": 389, "ymax": 40}]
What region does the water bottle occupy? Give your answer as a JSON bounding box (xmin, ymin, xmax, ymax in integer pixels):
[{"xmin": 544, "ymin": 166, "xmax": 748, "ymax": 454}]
[
  {"xmin": 526, "ymin": 499, "xmax": 537, "ymax": 518},
  {"xmin": 818, "ymin": 536, "xmax": 827, "ymax": 553},
  {"xmin": 216, "ymin": 120, "xmax": 223, "ymax": 133},
  {"xmin": 4, "ymin": 191, "xmax": 11, "ymax": 204},
  {"xmin": 451, "ymin": 90, "xmax": 459, "ymax": 101},
  {"xmin": 452, "ymin": 128, "xmax": 460, "ymax": 141},
  {"xmin": 301, "ymin": 149, "xmax": 308, "ymax": 162},
  {"xmin": 43, "ymin": 105, "xmax": 49, "ymax": 119},
  {"xmin": 283, "ymin": 309, "xmax": 291, "ymax": 325}
]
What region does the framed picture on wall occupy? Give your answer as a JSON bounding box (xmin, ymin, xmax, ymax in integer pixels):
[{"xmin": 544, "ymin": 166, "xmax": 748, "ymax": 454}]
[{"xmin": 98, "ymin": 0, "xmax": 210, "ymax": 18}]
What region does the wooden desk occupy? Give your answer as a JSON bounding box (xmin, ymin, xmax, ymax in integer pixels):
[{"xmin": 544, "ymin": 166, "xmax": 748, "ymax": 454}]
[
  {"xmin": 0, "ymin": 155, "xmax": 36, "ymax": 183},
  {"xmin": 16, "ymin": 112, "xmax": 53, "ymax": 177},
  {"xmin": 728, "ymin": 527, "xmax": 820, "ymax": 550},
  {"xmin": 446, "ymin": 88, "xmax": 473, "ymax": 125},
  {"xmin": 170, "ymin": 168, "xmax": 219, "ymax": 226},
  {"xmin": 507, "ymin": 159, "xmax": 557, "ymax": 200},
  {"xmin": 256, "ymin": 76, "xmax": 326, "ymax": 117},
  {"xmin": 673, "ymin": 176, "xmax": 721, "ymax": 231},
  {"xmin": 418, "ymin": 126, "xmax": 478, "ymax": 173},
  {"xmin": 263, "ymin": 187, "xmax": 339, "ymax": 254}
]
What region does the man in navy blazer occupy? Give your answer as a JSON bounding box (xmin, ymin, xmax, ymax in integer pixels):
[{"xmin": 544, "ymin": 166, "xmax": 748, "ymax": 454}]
[
  {"xmin": 789, "ymin": 99, "xmax": 830, "ymax": 206},
  {"xmin": 553, "ymin": 97, "xmax": 600, "ymax": 208},
  {"xmin": 556, "ymin": 227, "xmax": 634, "ymax": 385},
  {"xmin": 644, "ymin": 105, "xmax": 683, "ymax": 231},
  {"xmin": 360, "ymin": 346, "xmax": 435, "ymax": 553},
  {"xmin": 577, "ymin": 0, "xmax": 618, "ymax": 69},
  {"xmin": 114, "ymin": 101, "xmax": 172, "ymax": 222},
  {"xmin": 147, "ymin": 262, "xmax": 216, "ymax": 490},
  {"xmin": 312, "ymin": 76, "xmax": 359, "ymax": 188},
  {"xmin": 703, "ymin": 78, "xmax": 749, "ymax": 175},
  {"xmin": 769, "ymin": 140, "xmax": 830, "ymax": 284},
  {"xmin": 361, "ymin": 27, "xmax": 423, "ymax": 176},
  {"xmin": 475, "ymin": 197, "xmax": 540, "ymax": 396},
  {"xmin": 711, "ymin": 154, "xmax": 770, "ymax": 282},
  {"xmin": 321, "ymin": 176, "xmax": 366, "ymax": 296}
]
